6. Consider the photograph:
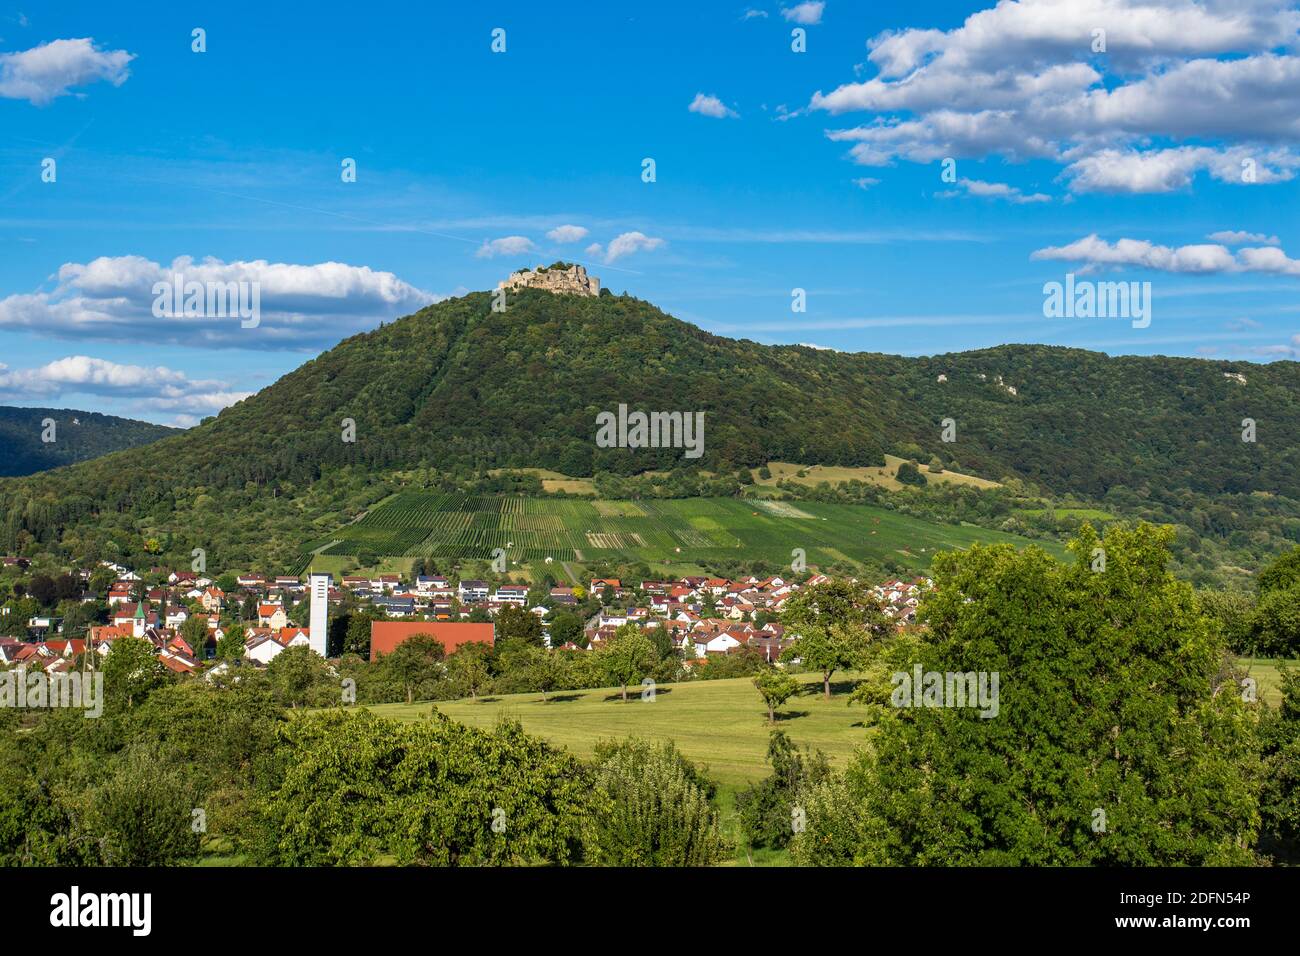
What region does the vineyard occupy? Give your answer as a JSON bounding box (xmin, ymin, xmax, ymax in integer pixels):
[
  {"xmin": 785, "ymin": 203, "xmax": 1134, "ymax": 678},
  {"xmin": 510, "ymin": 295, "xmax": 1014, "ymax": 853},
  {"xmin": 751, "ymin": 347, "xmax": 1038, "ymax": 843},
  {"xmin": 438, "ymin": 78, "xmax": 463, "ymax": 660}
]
[{"xmin": 305, "ymin": 492, "xmax": 1061, "ymax": 573}]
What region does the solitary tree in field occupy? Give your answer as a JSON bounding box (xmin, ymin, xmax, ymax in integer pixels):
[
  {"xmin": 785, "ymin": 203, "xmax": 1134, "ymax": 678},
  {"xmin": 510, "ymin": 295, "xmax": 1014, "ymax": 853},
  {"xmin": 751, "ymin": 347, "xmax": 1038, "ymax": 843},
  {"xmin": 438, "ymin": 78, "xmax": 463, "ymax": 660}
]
[
  {"xmin": 383, "ymin": 633, "xmax": 446, "ymax": 704},
  {"xmin": 753, "ymin": 666, "xmax": 800, "ymax": 724},
  {"xmin": 781, "ymin": 579, "xmax": 891, "ymax": 699},
  {"xmin": 600, "ymin": 623, "xmax": 658, "ymax": 702},
  {"xmin": 447, "ymin": 642, "xmax": 492, "ymax": 700}
]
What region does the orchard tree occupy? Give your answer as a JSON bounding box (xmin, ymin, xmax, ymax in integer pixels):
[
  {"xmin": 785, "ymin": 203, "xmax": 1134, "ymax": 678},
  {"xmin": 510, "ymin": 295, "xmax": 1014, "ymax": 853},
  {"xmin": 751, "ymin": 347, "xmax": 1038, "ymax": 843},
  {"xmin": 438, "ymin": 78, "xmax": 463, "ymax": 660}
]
[
  {"xmin": 381, "ymin": 633, "xmax": 446, "ymax": 704},
  {"xmin": 600, "ymin": 624, "xmax": 658, "ymax": 702},
  {"xmin": 447, "ymin": 642, "xmax": 492, "ymax": 700},
  {"xmin": 103, "ymin": 637, "xmax": 169, "ymax": 708},
  {"xmin": 781, "ymin": 579, "xmax": 891, "ymax": 699},
  {"xmin": 752, "ymin": 666, "xmax": 801, "ymax": 724},
  {"xmin": 496, "ymin": 604, "xmax": 543, "ymax": 646}
]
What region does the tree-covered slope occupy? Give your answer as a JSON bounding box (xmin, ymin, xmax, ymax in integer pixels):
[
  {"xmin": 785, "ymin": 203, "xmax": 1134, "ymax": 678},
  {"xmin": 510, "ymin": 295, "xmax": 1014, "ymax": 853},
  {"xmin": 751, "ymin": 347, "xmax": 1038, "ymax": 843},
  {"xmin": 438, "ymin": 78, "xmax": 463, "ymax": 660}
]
[
  {"xmin": 1, "ymin": 289, "xmax": 1297, "ymax": 569},
  {"xmin": 0, "ymin": 406, "xmax": 177, "ymax": 477}
]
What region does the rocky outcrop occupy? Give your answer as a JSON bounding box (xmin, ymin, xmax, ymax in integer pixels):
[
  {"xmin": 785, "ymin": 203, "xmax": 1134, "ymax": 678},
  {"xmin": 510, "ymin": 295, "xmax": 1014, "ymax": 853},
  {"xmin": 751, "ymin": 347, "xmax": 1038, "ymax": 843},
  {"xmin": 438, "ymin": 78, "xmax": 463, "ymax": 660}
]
[{"xmin": 499, "ymin": 262, "xmax": 600, "ymax": 297}]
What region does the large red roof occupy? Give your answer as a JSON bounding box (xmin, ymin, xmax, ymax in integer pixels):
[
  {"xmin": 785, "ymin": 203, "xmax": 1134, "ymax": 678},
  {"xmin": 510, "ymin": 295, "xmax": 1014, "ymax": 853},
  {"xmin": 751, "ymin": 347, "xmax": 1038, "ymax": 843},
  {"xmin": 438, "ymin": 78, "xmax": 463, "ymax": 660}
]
[{"xmin": 369, "ymin": 621, "xmax": 494, "ymax": 662}]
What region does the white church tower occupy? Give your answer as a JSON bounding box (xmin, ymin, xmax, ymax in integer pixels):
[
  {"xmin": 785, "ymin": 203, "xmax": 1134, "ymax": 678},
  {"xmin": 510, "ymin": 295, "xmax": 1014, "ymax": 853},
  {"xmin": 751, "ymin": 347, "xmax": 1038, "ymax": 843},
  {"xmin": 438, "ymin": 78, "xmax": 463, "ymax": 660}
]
[{"xmin": 308, "ymin": 572, "xmax": 331, "ymax": 657}]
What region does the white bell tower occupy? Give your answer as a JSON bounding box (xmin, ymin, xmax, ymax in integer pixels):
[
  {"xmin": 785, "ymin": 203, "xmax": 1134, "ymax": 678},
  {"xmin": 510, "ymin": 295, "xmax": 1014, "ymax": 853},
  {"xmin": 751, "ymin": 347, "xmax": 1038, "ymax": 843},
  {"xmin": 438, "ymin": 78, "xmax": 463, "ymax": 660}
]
[{"xmin": 308, "ymin": 572, "xmax": 331, "ymax": 657}]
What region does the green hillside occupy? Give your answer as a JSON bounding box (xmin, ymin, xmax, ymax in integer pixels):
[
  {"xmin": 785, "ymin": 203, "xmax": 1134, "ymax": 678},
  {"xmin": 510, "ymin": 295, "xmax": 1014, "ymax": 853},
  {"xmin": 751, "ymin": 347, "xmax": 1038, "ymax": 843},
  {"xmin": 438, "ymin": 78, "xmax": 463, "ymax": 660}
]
[
  {"xmin": 2, "ymin": 288, "xmax": 1298, "ymax": 575},
  {"xmin": 0, "ymin": 406, "xmax": 176, "ymax": 477}
]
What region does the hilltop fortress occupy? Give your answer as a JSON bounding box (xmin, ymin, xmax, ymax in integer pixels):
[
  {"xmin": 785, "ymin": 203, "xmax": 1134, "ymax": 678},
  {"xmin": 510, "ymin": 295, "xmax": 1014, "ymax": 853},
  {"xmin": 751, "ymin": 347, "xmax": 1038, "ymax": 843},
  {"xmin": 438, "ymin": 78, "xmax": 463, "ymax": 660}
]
[{"xmin": 498, "ymin": 262, "xmax": 600, "ymax": 297}]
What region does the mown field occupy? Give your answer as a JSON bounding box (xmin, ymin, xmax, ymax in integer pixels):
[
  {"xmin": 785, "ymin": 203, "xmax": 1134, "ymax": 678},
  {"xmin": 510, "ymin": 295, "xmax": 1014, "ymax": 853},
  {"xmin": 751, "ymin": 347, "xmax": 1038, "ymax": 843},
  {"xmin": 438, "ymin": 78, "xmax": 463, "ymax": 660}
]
[
  {"xmin": 304, "ymin": 491, "xmax": 1066, "ymax": 574},
  {"xmin": 373, "ymin": 672, "xmax": 867, "ymax": 787}
]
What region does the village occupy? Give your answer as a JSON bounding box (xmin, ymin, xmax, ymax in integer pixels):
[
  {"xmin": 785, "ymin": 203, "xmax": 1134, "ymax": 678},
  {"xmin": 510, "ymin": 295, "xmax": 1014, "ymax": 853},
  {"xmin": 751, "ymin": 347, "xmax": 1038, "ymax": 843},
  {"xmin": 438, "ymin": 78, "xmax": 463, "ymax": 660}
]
[{"xmin": 0, "ymin": 553, "xmax": 931, "ymax": 677}]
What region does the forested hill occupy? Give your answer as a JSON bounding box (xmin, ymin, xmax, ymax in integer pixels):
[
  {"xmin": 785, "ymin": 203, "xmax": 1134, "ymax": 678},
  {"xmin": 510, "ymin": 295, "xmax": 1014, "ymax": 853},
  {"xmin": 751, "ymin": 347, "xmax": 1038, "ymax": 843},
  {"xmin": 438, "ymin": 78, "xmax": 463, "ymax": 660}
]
[
  {"xmin": 1, "ymin": 289, "xmax": 1298, "ymax": 567},
  {"xmin": 0, "ymin": 406, "xmax": 177, "ymax": 477}
]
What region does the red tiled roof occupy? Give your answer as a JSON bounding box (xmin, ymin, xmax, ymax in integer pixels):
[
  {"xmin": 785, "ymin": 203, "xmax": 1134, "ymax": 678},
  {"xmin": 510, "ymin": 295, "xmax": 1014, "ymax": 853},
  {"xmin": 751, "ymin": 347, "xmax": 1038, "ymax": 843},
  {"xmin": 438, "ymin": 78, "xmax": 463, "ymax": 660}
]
[{"xmin": 369, "ymin": 621, "xmax": 494, "ymax": 662}]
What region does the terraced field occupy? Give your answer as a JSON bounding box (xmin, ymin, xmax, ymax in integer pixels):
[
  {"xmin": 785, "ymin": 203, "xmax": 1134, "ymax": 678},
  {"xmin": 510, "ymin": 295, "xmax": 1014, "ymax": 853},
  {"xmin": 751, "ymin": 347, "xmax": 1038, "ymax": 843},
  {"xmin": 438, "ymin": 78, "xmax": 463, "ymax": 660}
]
[{"xmin": 308, "ymin": 492, "xmax": 1065, "ymax": 572}]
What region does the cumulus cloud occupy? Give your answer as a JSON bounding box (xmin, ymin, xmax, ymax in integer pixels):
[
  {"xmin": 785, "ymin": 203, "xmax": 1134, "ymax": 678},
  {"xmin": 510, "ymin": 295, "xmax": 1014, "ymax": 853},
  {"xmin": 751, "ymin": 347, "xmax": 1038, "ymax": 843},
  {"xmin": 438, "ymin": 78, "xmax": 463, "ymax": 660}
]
[
  {"xmin": 603, "ymin": 231, "xmax": 666, "ymax": 263},
  {"xmin": 1031, "ymin": 234, "xmax": 1300, "ymax": 276},
  {"xmin": 545, "ymin": 224, "xmax": 589, "ymax": 243},
  {"xmin": 782, "ymin": 2, "xmax": 825, "ymax": 24},
  {"xmin": 688, "ymin": 93, "xmax": 739, "ymax": 119},
  {"xmin": 0, "ymin": 37, "xmax": 134, "ymax": 105},
  {"xmin": 0, "ymin": 255, "xmax": 439, "ymax": 349},
  {"xmin": 939, "ymin": 177, "xmax": 1050, "ymax": 203},
  {"xmin": 808, "ymin": 0, "xmax": 1300, "ymax": 193},
  {"xmin": 0, "ymin": 356, "xmax": 252, "ymax": 425},
  {"xmin": 852, "ymin": 177, "xmax": 881, "ymax": 189},
  {"xmin": 475, "ymin": 235, "xmax": 536, "ymax": 258},
  {"xmin": 1208, "ymin": 230, "xmax": 1281, "ymax": 247},
  {"xmin": 741, "ymin": 8, "xmax": 769, "ymax": 20}
]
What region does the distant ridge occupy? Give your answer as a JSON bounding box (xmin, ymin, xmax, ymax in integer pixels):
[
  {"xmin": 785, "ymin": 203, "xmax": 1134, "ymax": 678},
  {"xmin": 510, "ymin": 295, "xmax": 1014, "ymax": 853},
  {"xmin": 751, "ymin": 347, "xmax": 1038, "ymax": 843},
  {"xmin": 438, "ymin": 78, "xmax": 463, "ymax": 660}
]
[{"xmin": 0, "ymin": 406, "xmax": 177, "ymax": 477}]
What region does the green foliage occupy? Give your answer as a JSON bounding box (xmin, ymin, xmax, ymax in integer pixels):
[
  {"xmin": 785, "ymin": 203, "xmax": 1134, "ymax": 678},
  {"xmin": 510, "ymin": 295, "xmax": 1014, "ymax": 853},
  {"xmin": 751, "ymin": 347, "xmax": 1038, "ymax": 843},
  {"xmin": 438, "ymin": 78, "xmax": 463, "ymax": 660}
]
[
  {"xmin": 1250, "ymin": 586, "xmax": 1300, "ymax": 657},
  {"xmin": 752, "ymin": 665, "xmax": 800, "ymax": 723},
  {"xmin": 103, "ymin": 637, "xmax": 169, "ymax": 708},
  {"xmin": 250, "ymin": 709, "xmax": 596, "ymax": 866},
  {"xmin": 588, "ymin": 737, "xmax": 727, "ymax": 866},
  {"xmin": 1258, "ymin": 668, "xmax": 1300, "ymax": 863},
  {"xmin": 0, "ymin": 406, "xmax": 175, "ymax": 478},
  {"xmin": 1258, "ymin": 546, "xmax": 1300, "ymax": 594},
  {"xmin": 265, "ymin": 646, "xmax": 336, "ymax": 708},
  {"xmin": 791, "ymin": 523, "xmax": 1262, "ymax": 866},
  {"xmin": 378, "ymin": 632, "xmax": 446, "ymax": 704},
  {"xmin": 737, "ymin": 731, "xmax": 831, "ymax": 850},
  {"xmin": 598, "ymin": 623, "xmax": 658, "ymax": 701},
  {"xmin": 895, "ymin": 461, "xmax": 927, "ymax": 486},
  {"xmin": 781, "ymin": 579, "xmax": 891, "ymax": 698}
]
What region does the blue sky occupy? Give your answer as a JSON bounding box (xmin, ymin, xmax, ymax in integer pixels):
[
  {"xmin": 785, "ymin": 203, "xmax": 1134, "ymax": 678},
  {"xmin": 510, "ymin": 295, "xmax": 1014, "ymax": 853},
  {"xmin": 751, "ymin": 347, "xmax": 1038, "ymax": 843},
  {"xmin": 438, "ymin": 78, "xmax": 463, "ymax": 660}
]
[{"xmin": 1, "ymin": 0, "xmax": 1298, "ymax": 425}]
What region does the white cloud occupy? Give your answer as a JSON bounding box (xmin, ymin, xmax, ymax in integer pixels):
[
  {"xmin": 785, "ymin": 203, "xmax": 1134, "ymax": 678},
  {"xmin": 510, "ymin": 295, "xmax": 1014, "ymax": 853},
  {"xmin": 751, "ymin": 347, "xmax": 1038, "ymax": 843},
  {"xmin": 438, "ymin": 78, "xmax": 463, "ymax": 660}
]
[
  {"xmin": 475, "ymin": 235, "xmax": 536, "ymax": 258},
  {"xmin": 1031, "ymin": 234, "xmax": 1300, "ymax": 276},
  {"xmin": 741, "ymin": 8, "xmax": 769, "ymax": 20},
  {"xmin": 584, "ymin": 242, "xmax": 604, "ymax": 258},
  {"xmin": 0, "ymin": 255, "xmax": 439, "ymax": 349},
  {"xmin": 603, "ymin": 231, "xmax": 666, "ymax": 263},
  {"xmin": 807, "ymin": 0, "xmax": 1300, "ymax": 194},
  {"xmin": 0, "ymin": 356, "xmax": 251, "ymax": 425},
  {"xmin": 545, "ymin": 224, "xmax": 589, "ymax": 243},
  {"xmin": 1208, "ymin": 230, "xmax": 1281, "ymax": 247},
  {"xmin": 941, "ymin": 177, "xmax": 1050, "ymax": 203},
  {"xmin": 0, "ymin": 37, "xmax": 134, "ymax": 105},
  {"xmin": 688, "ymin": 93, "xmax": 739, "ymax": 119},
  {"xmin": 782, "ymin": 2, "xmax": 825, "ymax": 25},
  {"xmin": 852, "ymin": 177, "xmax": 881, "ymax": 189}
]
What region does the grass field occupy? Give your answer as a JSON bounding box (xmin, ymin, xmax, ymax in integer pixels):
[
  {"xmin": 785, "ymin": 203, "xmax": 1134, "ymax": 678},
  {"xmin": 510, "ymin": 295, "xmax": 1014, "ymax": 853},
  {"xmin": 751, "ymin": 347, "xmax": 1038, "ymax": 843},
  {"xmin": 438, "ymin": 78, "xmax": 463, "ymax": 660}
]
[
  {"xmin": 371, "ymin": 672, "xmax": 868, "ymax": 788},
  {"xmin": 755, "ymin": 456, "xmax": 1001, "ymax": 492},
  {"xmin": 305, "ymin": 491, "xmax": 1065, "ymax": 574}
]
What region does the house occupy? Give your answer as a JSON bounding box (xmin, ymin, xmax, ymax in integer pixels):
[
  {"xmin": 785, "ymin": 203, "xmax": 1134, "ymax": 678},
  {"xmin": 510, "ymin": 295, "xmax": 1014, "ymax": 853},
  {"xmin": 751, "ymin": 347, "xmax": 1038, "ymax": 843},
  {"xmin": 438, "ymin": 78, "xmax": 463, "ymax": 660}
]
[
  {"xmin": 373, "ymin": 595, "xmax": 416, "ymax": 616},
  {"xmin": 492, "ymin": 585, "xmax": 528, "ymax": 605},
  {"xmin": 245, "ymin": 627, "xmax": 311, "ymax": 665},
  {"xmin": 548, "ymin": 586, "xmax": 577, "ymax": 605},
  {"xmin": 200, "ymin": 587, "xmax": 225, "ymax": 613},
  {"xmin": 257, "ymin": 603, "xmax": 289, "ymax": 629},
  {"xmin": 369, "ymin": 621, "xmax": 494, "ymax": 662},
  {"xmin": 457, "ymin": 580, "xmax": 489, "ymax": 603}
]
